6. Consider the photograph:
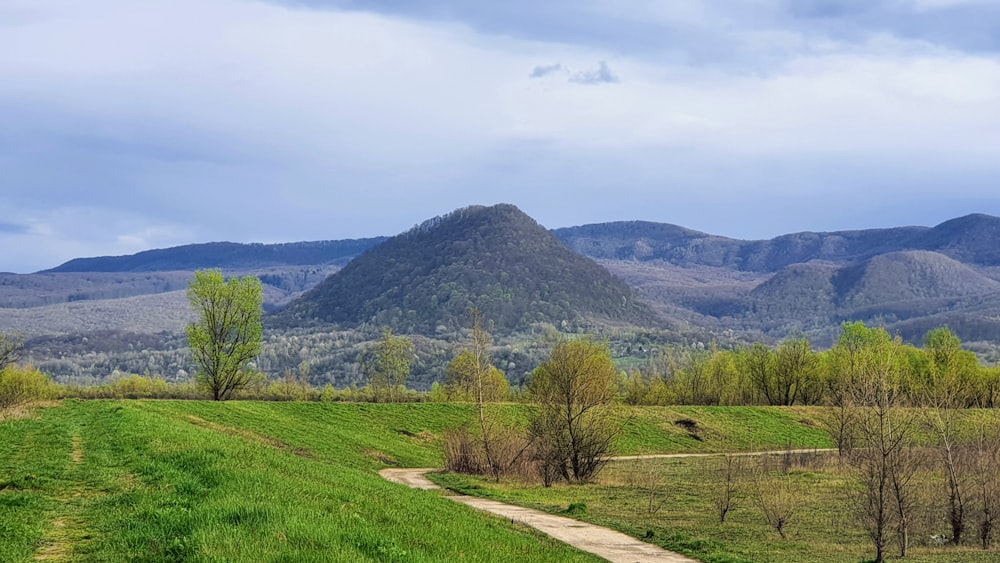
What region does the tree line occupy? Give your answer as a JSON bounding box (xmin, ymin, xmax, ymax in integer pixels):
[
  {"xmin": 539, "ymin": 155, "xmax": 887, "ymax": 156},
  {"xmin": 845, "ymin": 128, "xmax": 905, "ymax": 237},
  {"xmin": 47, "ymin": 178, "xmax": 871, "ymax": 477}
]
[{"xmin": 621, "ymin": 323, "xmax": 999, "ymax": 409}]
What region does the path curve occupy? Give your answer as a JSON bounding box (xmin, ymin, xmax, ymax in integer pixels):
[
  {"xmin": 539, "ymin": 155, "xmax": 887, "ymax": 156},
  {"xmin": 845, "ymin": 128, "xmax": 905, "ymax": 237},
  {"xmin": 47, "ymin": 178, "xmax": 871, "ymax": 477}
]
[
  {"xmin": 380, "ymin": 448, "xmax": 835, "ymax": 563},
  {"xmin": 380, "ymin": 467, "xmax": 694, "ymax": 562}
]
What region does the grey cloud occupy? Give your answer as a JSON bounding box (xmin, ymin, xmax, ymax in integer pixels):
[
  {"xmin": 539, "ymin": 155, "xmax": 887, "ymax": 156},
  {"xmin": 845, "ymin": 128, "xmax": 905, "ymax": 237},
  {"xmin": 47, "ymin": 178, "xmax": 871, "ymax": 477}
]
[
  {"xmin": 274, "ymin": 1, "xmax": 1000, "ymax": 66},
  {"xmin": 0, "ymin": 222, "xmax": 28, "ymax": 234},
  {"xmin": 529, "ymin": 63, "xmax": 563, "ymax": 78},
  {"xmin": 569, "ymin": 61, "xmax": 619, "ymax": 85}
]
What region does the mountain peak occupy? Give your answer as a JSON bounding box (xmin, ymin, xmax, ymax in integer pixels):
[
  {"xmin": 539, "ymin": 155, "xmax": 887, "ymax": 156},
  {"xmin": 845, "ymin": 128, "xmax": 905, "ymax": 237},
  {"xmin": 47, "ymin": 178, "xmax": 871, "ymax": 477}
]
[{"xmin": 282, "ymin": 204, "xmax": 656, "ymax": 334}]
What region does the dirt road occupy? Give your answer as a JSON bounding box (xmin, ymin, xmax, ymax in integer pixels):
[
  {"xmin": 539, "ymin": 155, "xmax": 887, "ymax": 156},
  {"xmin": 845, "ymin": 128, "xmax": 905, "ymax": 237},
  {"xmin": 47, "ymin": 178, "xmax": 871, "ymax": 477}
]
[
  {"xmin": 380, "ymin": 467, "xmax": 696, "ymax": 562},
  {"xmin": 380, "ymin": 449, "xmax": 835, "ymax": 562}
]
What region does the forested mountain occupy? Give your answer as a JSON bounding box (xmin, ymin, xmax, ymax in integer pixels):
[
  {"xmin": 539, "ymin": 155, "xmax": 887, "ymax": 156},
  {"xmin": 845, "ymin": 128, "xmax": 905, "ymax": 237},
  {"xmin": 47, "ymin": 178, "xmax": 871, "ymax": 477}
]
[
  {"xmin": 45, "ymin": 238, "xmax": 386, "ymax": 273},
  {"xmin": 553, "ymin": 214, "xmax": 1000, "ymax": 272},
  {"xmin": 280, "ymin": 204, "xmax": 657, "ymax": 335}
]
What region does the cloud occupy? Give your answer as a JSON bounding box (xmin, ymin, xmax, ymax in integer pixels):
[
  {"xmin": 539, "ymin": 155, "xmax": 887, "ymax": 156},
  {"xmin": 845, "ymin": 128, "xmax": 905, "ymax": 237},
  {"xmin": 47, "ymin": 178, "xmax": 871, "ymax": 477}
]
[
  {"xmin": 1, "ymin": 0, "xmax": 1000, "ymax": 272},
  {"xmin": 530, "ymin": 63, "xmax": 563, "ymax": 78},
  {"xmin": 569, "ymin": 61, "xmax": 619, "ymax": 84}
]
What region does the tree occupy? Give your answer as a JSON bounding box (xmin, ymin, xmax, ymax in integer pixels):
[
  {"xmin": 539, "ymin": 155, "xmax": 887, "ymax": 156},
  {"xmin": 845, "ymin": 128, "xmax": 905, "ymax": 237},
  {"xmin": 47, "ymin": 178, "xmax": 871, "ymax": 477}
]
[
  {"xmin": 845, "ymin": 326, "xmax": 918, "ymax": 563},
  {"xmin": 359, "ymin": 329, "xmax": 414, "ymax": 402},
  {"xmin": 528, "ymin": 339, "xmax": 621, "ymax": 484},
  {"xmin": 446, "ymin": 310, "xmax": 512, "ymax": 480},
  {"xmin": 0, "ymin": 331, "xmax": 24, "ymax": 371},
  {"xmin": 186, "ymin": 270, "xmax": 263, "ymax": 401},
  {"xmin": 747, "ymin": 338, "xmax": 820, "ymax": 406},
  {"xmin": 444, "ymin": 312, "xmax": 508, "ymax": 403},
  {"xmin": 971, "ymin": 414, "xmax": 1000, "ymax": 549},
  {"xmin": 743, "ymin": 343, "xmax": 776, "ymax": 405},
  {"xmin": 822, "ymin": 322, "xmax": 881, "ymax": 457}
]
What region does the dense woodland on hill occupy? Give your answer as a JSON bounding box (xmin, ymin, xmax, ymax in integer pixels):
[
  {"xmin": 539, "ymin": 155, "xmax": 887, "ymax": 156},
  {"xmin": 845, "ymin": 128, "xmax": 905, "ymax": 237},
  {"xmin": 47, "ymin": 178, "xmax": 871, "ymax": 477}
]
[{"xmin": 280, "ymin": 204, "xmax": 654, "ymax": 335}]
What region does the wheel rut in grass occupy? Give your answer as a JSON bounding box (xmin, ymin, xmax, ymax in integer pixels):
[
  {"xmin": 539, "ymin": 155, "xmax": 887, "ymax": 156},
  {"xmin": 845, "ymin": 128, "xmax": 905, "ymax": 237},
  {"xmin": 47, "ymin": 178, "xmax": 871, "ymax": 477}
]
[
  {"xmin": 34, "ymin": 432, "xmax": 93, "ymax": 561},
  {"xmin": 185, "ymin": 415, "xmax": 315, "ymax": 458},
  {"xmin": 380, "ymin": 468, "xmax": 696, "ymax": 562}
]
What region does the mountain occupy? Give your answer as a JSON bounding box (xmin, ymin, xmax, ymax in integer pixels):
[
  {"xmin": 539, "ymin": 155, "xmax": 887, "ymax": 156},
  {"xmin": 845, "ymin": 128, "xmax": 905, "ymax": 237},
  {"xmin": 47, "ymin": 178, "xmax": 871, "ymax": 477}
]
[
  {"xmin": 553, "ymin": 218, "xmax": 1000, "ymax": 272},
  {"xmin": 555, "ymin": 214, "xmax": 1000, "ymax": 345},
  {"xmin": 917, "ymin": 214, "xmax": 1000, "ymax": 266},
  {"xmin": 281, "ymin": 204, "xmax": 657, "ymax": 335},
  {"xmin": 44, "ymin": 238, "xmax": 387, "ymax": 273}
]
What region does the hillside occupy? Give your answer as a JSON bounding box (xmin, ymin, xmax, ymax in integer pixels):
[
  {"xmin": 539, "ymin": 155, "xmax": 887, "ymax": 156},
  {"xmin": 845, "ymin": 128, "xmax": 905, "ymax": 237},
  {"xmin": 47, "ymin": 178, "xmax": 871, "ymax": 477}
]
[
  {"xmin": 553, "ymin": 221, "xmax": 933, "ymax": 273},
  {"xmin": 555, "ymin": 214, "xmax": 1000, "ymax": 345},
  {"xmin": 44, "ymin": 238, "xmax": 386, "ymax": 273},
  {"xmin": 281, "ymin": 204, "xmax": 658, "ymax": 334}
]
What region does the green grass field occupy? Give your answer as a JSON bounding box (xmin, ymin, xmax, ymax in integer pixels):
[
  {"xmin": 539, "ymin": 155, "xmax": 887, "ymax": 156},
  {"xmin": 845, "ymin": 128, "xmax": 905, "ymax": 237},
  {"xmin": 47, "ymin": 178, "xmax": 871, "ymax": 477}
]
[
  {"xmin": 0, "ymin": 401, "xmax": 601, "ymax": 562},
  {"xmin": 6, "ymin": 400, "xmax": 961, "ymax": 562}
]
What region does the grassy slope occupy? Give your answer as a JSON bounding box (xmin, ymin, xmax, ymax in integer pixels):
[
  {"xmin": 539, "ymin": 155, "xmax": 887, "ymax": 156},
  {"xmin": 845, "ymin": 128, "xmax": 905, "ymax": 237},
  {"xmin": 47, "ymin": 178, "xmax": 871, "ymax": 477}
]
[
  {"xmin": 0, "ymin": 401, "xmax": 597, "ymax": 562},
  {"xmin": 0, "ymin": 402, "xmax": 837, "ymax": 562}
]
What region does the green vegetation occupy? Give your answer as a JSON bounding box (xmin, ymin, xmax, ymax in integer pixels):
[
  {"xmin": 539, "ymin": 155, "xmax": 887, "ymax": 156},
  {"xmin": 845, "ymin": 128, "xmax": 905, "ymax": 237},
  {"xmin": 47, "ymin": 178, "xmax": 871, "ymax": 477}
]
[
  {"xmin": 0, "ymin": 401, "xmax": 597, "ymax": 562},
  {"xmin": 622, "ymin": 324, "xmax": 1000, "ymax": 409},
  {"xmin": 359, "ymin": 329, "xmax": 415, "ymax": 402},
  {"xmin": 0, "ymin": 365, "xmax": 56, "ymax": 411}
]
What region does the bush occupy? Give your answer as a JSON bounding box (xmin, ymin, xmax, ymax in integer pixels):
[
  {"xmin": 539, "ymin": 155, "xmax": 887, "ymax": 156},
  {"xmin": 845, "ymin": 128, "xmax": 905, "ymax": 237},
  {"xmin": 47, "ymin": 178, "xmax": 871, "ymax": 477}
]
[{"xmin": 0, "ymin": 366, "xmax": 54, "ymax": 408}]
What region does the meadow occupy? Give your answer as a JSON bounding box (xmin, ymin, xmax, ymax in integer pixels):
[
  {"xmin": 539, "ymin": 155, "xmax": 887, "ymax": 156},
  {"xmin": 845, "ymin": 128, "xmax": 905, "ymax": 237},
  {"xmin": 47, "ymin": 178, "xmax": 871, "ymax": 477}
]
[
  {"xmin": 1, "ymin": 401, "xmax": 599, "ymax": 562},
  {"xmin": 8, "ymin": 401, "xmax": 995, "ymax": 562}
]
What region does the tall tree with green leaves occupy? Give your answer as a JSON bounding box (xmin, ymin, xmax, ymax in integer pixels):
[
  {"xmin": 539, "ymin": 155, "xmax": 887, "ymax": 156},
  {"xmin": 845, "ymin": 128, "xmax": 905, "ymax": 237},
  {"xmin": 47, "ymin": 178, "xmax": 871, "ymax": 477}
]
[
  {"xmin": 186, "ymin": 270, "xmax": 263, "ymax": 401},
  {"xmin": 359, "ymin": 329, "xmax": 414, "ymax": 402}
]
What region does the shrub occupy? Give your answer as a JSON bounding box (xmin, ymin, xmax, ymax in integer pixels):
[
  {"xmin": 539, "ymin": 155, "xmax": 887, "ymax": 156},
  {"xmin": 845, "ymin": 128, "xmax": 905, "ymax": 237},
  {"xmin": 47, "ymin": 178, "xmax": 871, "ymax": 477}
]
[{"xmin": 0, "ymin": 366, "xmax": 54, "ymax": 409}]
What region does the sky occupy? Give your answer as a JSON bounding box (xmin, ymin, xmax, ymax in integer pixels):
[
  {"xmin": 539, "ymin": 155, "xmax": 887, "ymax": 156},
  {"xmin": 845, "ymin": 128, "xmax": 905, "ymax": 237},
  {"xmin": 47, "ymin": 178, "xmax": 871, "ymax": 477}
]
[{"xmin": 2, "ymin": 0, "xmax": 1000, "ymax": 273}]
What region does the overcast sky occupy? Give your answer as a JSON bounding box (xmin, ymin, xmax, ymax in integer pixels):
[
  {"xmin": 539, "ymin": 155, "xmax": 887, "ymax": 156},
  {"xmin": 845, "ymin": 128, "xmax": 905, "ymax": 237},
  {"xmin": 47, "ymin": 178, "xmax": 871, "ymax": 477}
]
[{"xmin": 2, "ymin": 0, "xmax": 1000, "ymax": 272}]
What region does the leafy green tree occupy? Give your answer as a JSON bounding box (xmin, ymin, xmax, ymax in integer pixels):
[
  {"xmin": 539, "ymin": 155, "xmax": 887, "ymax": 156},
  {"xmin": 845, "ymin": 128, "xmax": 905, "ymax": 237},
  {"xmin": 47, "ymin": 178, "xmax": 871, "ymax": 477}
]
[
  {"xmin": 922, "ymin": 327, "xmax": 980, "ymax": 407},
  {"xmin": 186, "ymin": 270, "xmax": 263, "ymax": 401},
  {"xmin": 742, "ymin": 343, "xmax": 776, "ymax": 405},
  {"xmin": 359, "ymin": 329, "xmax": 414, "ymax": 402},
  {"xmin": 774, "ymin": 338, "xmax": 822, "ymax": 405},
  {"xmin": 529, "ymin": 339, "xmax": 621, "ymax": 484}
]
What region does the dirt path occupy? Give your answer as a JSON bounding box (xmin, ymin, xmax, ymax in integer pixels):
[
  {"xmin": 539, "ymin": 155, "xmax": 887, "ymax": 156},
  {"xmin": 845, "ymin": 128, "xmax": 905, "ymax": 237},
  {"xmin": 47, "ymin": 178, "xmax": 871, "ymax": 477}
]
[
  {"xmin": 612, "ymin": 448, "xmax": 836, "ymax": 461},
  {"xmin": 381, "ymin": 449, "xmax": 835, "ymax": 563},
  {"xmin": 380, "ymin": 467, "xmax": 695, "ymax": 562}
]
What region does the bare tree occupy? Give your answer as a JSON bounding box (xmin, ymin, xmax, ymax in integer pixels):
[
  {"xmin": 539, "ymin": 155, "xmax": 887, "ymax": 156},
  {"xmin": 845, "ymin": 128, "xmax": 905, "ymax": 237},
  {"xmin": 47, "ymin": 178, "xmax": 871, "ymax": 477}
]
[
  {"xmin": 713, "ymin": 454, "xmax": 744, "ymax": 523},
  {"xmin": 927, "ymin": 407, "xmax": 972, "ymax": 546},
  {"xmin": 752, "ymin": 461, "xmax": 797, "ymax": 539},
  {"xmin": 0, "ymin": 332, "xmax": 24, "ymax": 371},
  {"xmin": 971, "ymin": 414, "xmax": 1000, "ymax": 549},
  {"xmin": 446, "ymin": 310, "xmax": 515, "ymax": 481},
  {"xmin": 844, "ymin": 324, "xmax": 918, "ymax": 563},
  {"xmin": 888, "ymin": 447, "xmax": 921, "ymax": 557},
  {"xmin": 528, "ymin": 339, "xmax": 621, "ymax": 484}
]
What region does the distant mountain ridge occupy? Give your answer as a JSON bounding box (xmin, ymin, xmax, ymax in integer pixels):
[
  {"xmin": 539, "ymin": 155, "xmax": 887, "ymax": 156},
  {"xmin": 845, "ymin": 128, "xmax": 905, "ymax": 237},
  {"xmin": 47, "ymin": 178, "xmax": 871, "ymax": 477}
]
[
  {"xmin": 280, "ymin": 204, "xmax": 657, "ymax": 335},
  {"xmin": 44, "ymin": 238, "xmax": 387, "ymax": 273},
  {"xmin": 11, "ymin": 209, "xmax": 1000, "ymax": 349},
  {"xmin": 552, "ymin": 213, "xmax": 1000, "ymax": 271}
]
